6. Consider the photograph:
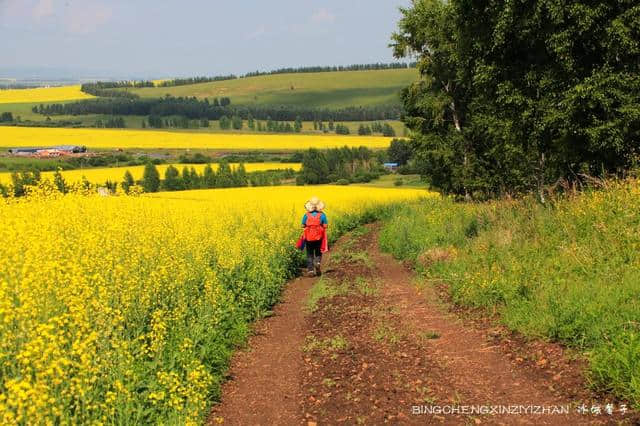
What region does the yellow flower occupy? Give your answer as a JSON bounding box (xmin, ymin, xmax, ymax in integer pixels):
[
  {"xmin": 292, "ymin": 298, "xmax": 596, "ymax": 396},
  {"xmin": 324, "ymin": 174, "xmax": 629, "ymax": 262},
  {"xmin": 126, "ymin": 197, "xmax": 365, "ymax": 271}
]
[{"xmin": 0, "ymin": 184, "xmax": 432, "ymax": 423}]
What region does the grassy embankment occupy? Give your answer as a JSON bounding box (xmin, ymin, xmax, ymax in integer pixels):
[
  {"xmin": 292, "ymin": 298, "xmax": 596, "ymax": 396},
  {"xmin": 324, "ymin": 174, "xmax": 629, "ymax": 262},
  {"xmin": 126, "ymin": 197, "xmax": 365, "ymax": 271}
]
[{"xmin": 379, "ymin": 180, "xmax": 640, "ymax": 407}]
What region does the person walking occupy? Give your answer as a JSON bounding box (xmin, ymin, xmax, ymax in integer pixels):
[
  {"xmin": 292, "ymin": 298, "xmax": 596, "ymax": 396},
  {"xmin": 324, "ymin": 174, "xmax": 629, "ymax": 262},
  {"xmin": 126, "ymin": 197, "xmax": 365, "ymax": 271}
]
[{"xmin": 302, "ymin": 196, "xmax": 328, "ymax": 277}]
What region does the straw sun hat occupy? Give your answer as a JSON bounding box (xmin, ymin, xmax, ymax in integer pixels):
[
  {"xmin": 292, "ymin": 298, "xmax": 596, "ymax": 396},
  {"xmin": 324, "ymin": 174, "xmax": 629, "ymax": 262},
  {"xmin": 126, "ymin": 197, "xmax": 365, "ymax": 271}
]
[{"xmin": 305, "ymin": 196, "xmax": 325, "ymax": 212}]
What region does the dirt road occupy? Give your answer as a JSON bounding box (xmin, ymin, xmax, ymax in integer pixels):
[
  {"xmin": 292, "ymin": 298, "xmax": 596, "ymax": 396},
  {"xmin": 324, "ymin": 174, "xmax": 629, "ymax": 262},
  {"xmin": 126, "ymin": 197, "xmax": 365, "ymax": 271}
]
[{"xmin": 209, "ymin": 225, "xmax": 633, "ymax": 425}]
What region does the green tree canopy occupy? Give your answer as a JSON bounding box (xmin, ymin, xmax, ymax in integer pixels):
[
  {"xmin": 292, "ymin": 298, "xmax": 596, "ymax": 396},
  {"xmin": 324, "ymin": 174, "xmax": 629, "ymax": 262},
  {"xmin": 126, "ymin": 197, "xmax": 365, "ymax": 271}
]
[
  {"xmin": 388, "ymin": 139, "xmax": 412, "ymax": 166},
  {"xmin": 393, "ymin": 0, "xmax": 640, "ymax": 198},
  {"xmin": 122, "ymin": 170, "xmax": 135, "ymax": 193},
  {"xmin": 142, "ymin": 163, "xmax": 160, "ymax": 193},
  {"xmin": 300, "ymin": 149, "xmax": 331, "ymax": 184},
  {"xmin": 163, "ymin": 165, "xmax": 182, "ymax": 191},
  {"xmin": 203, "ymin": 164, "xmax": 216, "ymax": 188},
  {"xmin": 216, "ymin": 160, "xmax": 234, "ymax": 188}
]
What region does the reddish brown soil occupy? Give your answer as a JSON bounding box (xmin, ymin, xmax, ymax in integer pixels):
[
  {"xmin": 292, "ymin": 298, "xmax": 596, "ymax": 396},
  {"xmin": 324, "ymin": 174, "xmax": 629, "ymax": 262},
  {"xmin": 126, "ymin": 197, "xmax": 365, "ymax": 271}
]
[
  {"xmin": 208, "ymin": 274, "xmax": 314, "ymax": 425},
  {"xmin": 209, "ymin": 225, "xmax": 636, "ymax": 425}
]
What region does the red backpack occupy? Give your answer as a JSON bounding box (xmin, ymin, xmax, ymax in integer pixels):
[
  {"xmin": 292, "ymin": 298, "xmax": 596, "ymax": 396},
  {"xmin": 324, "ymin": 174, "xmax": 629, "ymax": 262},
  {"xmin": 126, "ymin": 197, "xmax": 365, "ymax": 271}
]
[{"xmin": 304, "ymin": 212, "xmax": 324, "ymax": 241}]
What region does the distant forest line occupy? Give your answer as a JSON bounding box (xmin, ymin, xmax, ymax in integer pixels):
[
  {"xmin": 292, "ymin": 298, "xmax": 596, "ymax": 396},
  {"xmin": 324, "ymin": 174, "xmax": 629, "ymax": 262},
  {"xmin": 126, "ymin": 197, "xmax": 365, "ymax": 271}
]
[
  {"xmin": 35, "ymin": 97, "xmax": 403, "ymax": 121},
  {"xmin": 80, "ymin": 62, "xmax": 417, "ymax": 94}
]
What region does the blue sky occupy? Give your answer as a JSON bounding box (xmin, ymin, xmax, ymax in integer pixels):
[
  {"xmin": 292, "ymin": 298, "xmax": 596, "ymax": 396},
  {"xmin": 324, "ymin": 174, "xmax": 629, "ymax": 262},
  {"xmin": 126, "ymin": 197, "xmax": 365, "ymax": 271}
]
[{"xmin": 0, "ymin": 0, "xmax": 411, "ymax": 78}]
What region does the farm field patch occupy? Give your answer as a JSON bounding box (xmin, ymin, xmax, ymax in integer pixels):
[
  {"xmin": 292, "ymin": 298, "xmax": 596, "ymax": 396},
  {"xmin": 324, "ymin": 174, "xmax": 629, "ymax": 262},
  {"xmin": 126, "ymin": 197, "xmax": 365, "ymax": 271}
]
[
  {"xmin": 0, "ymin": 162, "xmax": 301, "ymax": 185},
  {"xmin": 128, "ymin": 69, "xmax": 418, "ymax": 108},
  {"xmin": 0, "ymin": 185, "xmax": 430, "ymax": 424},
  {"xmin": 0, "ymin": 126, "xmax": 393, "ymax": 150},
  {"xmin": 0, "ymin": 85, "xmax": 93, "ymax": 104}
]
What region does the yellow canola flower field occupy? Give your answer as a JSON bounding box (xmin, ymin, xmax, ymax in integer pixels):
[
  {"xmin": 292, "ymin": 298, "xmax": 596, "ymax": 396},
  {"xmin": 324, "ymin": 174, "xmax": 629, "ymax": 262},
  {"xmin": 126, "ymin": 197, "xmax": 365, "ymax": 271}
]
[
  {"xmin": 0, "ymin": 162, "xmax": 300, "ymax": 185},
  {"xmin": 0, "ymin": 185, "xmax": 434, "ymax": 424},
  {"xmin": 0, "ymin": 126, "xmax": 393, "ymax": 150},
  {"xmin": 0, "ymin": 85, "xmax": 93, "ymax": 104}
]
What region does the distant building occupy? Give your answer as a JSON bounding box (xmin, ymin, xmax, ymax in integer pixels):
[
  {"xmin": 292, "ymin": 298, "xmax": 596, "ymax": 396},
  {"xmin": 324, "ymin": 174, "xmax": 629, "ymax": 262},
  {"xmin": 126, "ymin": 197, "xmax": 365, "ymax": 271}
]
[
  {"xmin": 383, "ymin": 162, "xmax": 399, "ymax": 172},
  {"xmin": 8, "ymin": 148, "xmax": 39, "ymax": 155},
  {"xmin": 53, "ymin": 145, "xmax": 87, "ymax": 153}
]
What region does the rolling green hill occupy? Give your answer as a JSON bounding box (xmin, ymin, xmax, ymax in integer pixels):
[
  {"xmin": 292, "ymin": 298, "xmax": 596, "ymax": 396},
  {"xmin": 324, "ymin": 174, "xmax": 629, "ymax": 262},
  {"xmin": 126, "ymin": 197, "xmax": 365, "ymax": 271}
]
[
  {"xmin": 0, "ymin": 68, "xmax": 416, "ymax": 134},
  {"xmin": 127, "ymin": 68, "xmax": 418, "ymax": 108}
]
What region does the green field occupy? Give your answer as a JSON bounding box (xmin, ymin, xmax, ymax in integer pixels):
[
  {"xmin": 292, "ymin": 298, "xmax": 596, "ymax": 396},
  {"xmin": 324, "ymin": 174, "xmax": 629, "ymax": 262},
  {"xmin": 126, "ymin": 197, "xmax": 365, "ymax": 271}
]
[
  {"xmin": 356, "ymin": 174, "xmax": 427, "ymax": 188},
  {"xmin": 127, "ymin": 68, "xmax": 418, "ymax": 108},
  {"xmin": 0, "ymin": 68, "xmax": 415, "ymax": 137}
]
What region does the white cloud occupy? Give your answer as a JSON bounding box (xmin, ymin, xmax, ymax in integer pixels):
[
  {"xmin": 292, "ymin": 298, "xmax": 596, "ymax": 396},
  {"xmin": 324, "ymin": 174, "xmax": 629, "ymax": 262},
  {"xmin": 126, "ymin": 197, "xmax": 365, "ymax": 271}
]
[
  {"xmin": 310, "ymin": 8, "xmax": 335, "ymax": 25},
  {"xmin": 33, "ymin": 0, "xmax": 54, "ymax": 20}
]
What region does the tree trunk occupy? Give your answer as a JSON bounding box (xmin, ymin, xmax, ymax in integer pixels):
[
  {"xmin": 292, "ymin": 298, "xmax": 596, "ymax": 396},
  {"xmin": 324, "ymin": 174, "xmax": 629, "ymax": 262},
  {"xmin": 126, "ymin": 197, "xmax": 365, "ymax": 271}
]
[
  {"xmin": 450, "ymin": 98, "xmax": 470, "ymax": 200},
  {"xmin": 537, "ymin": 152, "xmax": 546, "ymax": 204},
  {"xmin": 451, "ymin": 101, "xmax": 462, "ymax": 132}
]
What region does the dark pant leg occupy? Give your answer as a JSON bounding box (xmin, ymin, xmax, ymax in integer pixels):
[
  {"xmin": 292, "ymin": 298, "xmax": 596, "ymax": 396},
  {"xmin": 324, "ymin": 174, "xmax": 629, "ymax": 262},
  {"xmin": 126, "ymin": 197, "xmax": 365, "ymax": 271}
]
[{"xmin": 306, "ymin": 240, "xmax": 322, "ymax": 270}]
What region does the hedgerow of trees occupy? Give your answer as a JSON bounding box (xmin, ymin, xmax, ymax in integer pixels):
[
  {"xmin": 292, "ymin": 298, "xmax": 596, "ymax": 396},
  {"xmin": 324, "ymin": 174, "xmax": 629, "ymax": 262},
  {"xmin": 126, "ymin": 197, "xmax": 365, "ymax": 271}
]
[
  {"xmin": 94, "ymin": 116, "xmax": 126, "ymax": 128},
  {"xmin": 252, "ymin": 117, "xmax": 303, "ymax": 133},
  {"xmin": 79, "ymin": 62, "xmax": 417, "ymax": 96},
  {"xmin": 1, "ymin": 163, "xmax": 297, "ymax": 198},
  {"xmin": 392, "ymin": 0, "xmax": 640, "ymax": 199},
  {"xmin": 134, "ymin": 162, "xmax": 296, "ymax": 193},
  {"xmin": 35, "ymin": 96, "xmax": 402, "ymax": 122},
  {"xmin": 81, "ymin": 81, "xmax": 153, "ymax": 98},
  {"xmin": 157, "ymin": 75, "xmax": 237, "ymax": 87},
  {"xmin": 358, "ymin": 122, "xmax": 396, "ymax": 136},
  {"xmin": 244, "ymin": 62, "xmax": 417, "ymax": 77}
]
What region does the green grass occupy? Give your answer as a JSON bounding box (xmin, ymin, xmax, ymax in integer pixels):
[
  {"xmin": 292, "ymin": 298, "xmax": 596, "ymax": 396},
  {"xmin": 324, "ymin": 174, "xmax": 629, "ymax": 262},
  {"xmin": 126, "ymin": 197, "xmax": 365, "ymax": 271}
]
[
  {"xmin": 306, "ymin": 277, "xmax": 349, "ymax": 312},
  {"xmin": 373, "ymin": 322, "xmax": 401, "ymax": 345},
  {"xmin": 127, "ymin": 69, "xmax": 418, "ymax": 108},
  {"xmin": 379, "ymin": 182, "xmax": 640, "ymax": 408},
  {"xmin": 356, "ymin": 174, "xmax": 429, "ymax": 189},
  {"xmin": 303, "ymin": 334, "xmax": 349, "ymax": 353},
  {"xmin": 330, "ymin": 247, "xmax": 374, "ymax": 269},
  {"xmin": 0, "ymin": 156, "xmax": 71, "ymax": 171},
  {"xmin": 354, "ymin": 276, "xmax": 379, "ymax": 297},
  {"xmin": 0, "ymin": 102, "xmax": 46, "ymax": 121}
]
